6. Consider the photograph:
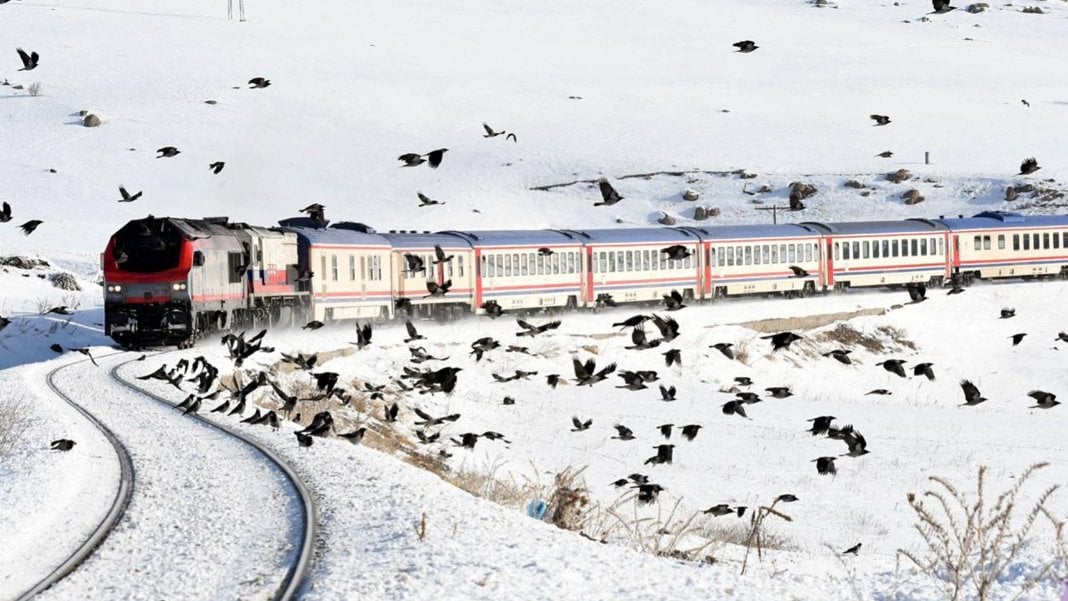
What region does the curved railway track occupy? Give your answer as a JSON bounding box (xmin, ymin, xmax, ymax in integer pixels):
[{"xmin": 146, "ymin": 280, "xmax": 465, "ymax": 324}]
[{"xmin": 18, "ymin": 352, "xmax": 317, "ymax": 601}]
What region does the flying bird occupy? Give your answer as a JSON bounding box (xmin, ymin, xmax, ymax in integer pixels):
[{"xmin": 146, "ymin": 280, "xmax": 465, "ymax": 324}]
[
  {"xmin": 1010, "ymin": 333, "xmax": 1027, "ymax": 346},
  {"xmin": 814, "ymin": 456, "xmax": 837, "ymax": 476},
  {"xmin": 710, "ymin": 342, "xmax": 734, "ymax": 360},
  {"xmin": 1027, "ymin": 390, "xmax": 1059, "ymax": 409},
  {"xmin": 930, "ymin": 0, "xmax": 957, "ymax": 13},
  {"xmin": 876, "ymin": 359, "xmax": 907, "ymax": 378},
  {"xmin": 913, "ymin": 362, "xmax": 935, "ymax": 381},
  {"xmin": 425, "ymin": 279, "xmax": 452, "ymax": 297},
  {"xmin": 661, "ymin": 245, "xmax": 691, "ymax": 261},
  {"xmin": 403, "ymin": 319, "xmax": 424, "ymax": 343},
  {"xmin": 722, "ymin": 400, "xmax": 749, "ymax": 418},
  {"xmin": 303, "ymin": 320, "xmax": 325, "ymax": 330},
  {"xmin": 425, "ymin": 148, "xmax": 448, "ymax": 168},
  {"xmin": 417, "ymin": 192, "xmax": 444, "ymax": 207},
  {"xmin": 680, "ymin": 424, "xmax": 702, "ymax": 441},
  {"xmin": 960, "ymin": 379, "xmax": 987, "ymax": 406},
  {"xmin": 659, "ymin": 385, "xmax": 676, "ymax": 401},
  {"xmin": 1000, "ymin": 308, "xmax": 1015, "ymax": 319},
  {"xmin": 50, "ymin": 439, "xmax": 75, "ymax": 451},
  {"xmin": 611, "ymin": 424, "xmax": 636, "ymax": 441},
  {"xmin": 248, "ymin": 77, "xmax": 271, "ymax": 88},
  {"xmin": 662, "ymin": 290, "xmax": 686, "ymax": 311},
  {"xmin": 650, "ymin": 314, "xmax": 680, "ymax": 342},
  {"xmin": 571, "ymin": 416, "xmax": 593, "ymax": 432},
  {"xmin": 156, "ymin": 146, "xmax": 180, "ymax": 158},
  {"xmin": 118, "ymin": 186, "xmax": 142, "ymax": 202},
  {"xmin": 433, "ymin": 244, "xmax": 453, "ymax": 265},
  {"xmin": 765, "ymin": 386, "xmax": 792, "ymax": 399},
  {"xmin": 876, "ymin": 151, "xmax": 893, "ymax": 158},
  {"xmin": 398, "ymin": 153, "xmax": 426, "ymax": 167},
  {"xmin": 0, "ymin": 201, "xmax": 10, "ymax": 222},
  {"xmin": 842, "ymin": 543, "xmax": 862, "ymax": 555},
  {"xmin": 209, "ymin": 161, "xmax": 226, "ymax": 174},
  {"xmin": 762, "ymin": 331, "xmax": 802, "ymax": 351},
  {"xmin": 870, "ymin": 114, "xmax": 891, "ymax": 126},
  {"xmin": 808, "ymin": 415, "xmax": 836, "ymax": 436},
  {"xmin": 788, "ymin": 265, "xmax": 809, "ymax": 278},
  {"xmin": 732, "ymin": 40, "xmax": 758, "ymax": 53},
  {"xmin": 594, "ymin": 179, "xmax": 623, "ymax": 206},
  {"xmin": 354, "ymin": 322, "xmax": 373, "ymax": 349},
  {"xmin": 1018, "ymin": 157, "xmax": 1041, "ymax": 176},
  {"xmin": 16, "ymin": 48, "xmax": 38, "ymax": 71},
  {"xmin": 19, "ymin": 220, "xmax": 42, "ymax": 235},
  {"xmin": 300, "ymin": 203, "xmax": 326, "ymax": 223},
  {"xmin": 823, "ymin": 349, "xmax": 852, "ymax": 365}
]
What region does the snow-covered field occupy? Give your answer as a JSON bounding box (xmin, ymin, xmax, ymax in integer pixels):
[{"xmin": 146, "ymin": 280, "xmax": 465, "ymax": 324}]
[{"xmin": 2, "ymin": 0, "xmax": 1068, "ymax": 599}]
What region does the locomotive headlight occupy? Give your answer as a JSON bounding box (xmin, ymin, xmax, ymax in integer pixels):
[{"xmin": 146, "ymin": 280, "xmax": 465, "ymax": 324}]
[
  {"xmin": 172, "ymin": 282, "xmax": 187, "ymax": 291},
  {"xmin": 107, "ymin": 284, "xmax": 122, "ymax": 293}
]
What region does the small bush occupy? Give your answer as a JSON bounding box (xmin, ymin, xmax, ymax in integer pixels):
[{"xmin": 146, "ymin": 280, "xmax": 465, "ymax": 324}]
[
  {"xmin": 0, "ymin": 396, "xmax": 31, "ymax": 458},
  {"xmin": 27, "ymin": 82, "xmax": 41, "ymax": 97}
]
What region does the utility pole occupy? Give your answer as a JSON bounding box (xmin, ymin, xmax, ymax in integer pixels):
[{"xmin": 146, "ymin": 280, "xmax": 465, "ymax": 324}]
[
  {"xmin": 228, "ymin": 0, "xmax": 246, "ymax": 21},
  {"xmin": 755, "ymin": 205, "xmax": 790, "ymax": 225}
]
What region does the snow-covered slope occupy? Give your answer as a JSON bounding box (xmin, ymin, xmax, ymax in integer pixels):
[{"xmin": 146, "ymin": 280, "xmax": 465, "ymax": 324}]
[{"xmin": 1, "ymin": 0, "xmax": 1066, "ymax": 262}]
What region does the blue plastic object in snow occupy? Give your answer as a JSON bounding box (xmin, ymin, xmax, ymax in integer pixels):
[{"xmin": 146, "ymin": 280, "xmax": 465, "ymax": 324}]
[{"xmin": 527, "ymin": 499, "xmax": 548, "ymax": 520}]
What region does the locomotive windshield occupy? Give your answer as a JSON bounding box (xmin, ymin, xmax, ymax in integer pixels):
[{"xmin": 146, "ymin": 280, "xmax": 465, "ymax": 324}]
[{"xmin": 112, "ymin": 218, "xmax": 183, "ymax": 273}]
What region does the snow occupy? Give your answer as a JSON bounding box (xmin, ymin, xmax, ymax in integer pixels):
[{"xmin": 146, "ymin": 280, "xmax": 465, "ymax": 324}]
[{"xmin": 1, "ymin": 0, "xmax": 1068, "ymax": 598}]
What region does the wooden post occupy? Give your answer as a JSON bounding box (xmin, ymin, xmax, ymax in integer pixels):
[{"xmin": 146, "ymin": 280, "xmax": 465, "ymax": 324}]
[
  {"xmin": 755, "ymin": 205, "xmax": 789, "ymax": 224},
  {"xmin": 924, "ymin": 151, "xmax": 930, "ymax": 165}
]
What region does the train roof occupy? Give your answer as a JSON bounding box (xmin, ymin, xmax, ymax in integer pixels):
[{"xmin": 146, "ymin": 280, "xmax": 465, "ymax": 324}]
[
  {"xmin": 681, "ymin": 223, "xmax": 823, "ymax": 241},
  {"xmin": 807, "ymin": 218, "xmax": 948, "ymax": 236},
  {"xmin": 442, "ymin": 229, "xmax": 587, "ymax": 247},
  {"xmin": 935, "ymin": 211, "xmax": 1068, "ymax": 231},
  {"xmin": 278, "ymin": 220, "xmax": 391, "ymax": 247},
  {"xmin": 378, "ymin": 230, "xmax": 472, "ymax": 249},
  {"xmin": 564, "ymin": 227, "xmax": 702, "ymax": 245}
]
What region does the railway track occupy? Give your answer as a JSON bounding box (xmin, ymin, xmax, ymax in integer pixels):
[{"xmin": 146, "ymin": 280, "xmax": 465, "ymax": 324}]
[{"xmin": 19, "ymin": 352, "xmax": 316, "ymax": 600}]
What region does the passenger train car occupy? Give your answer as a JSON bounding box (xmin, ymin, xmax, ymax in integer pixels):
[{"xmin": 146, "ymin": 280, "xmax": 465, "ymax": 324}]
[{"xmin": 102, "ymin": 211, "xmax": 1068, "ymax": 347}]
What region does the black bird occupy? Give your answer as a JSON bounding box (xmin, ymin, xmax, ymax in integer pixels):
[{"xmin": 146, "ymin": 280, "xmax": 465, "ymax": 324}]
[
  {"xmin": 814, "ymin": 456, "xmax": 837, "ymax": 476},
  {"xmin": 211, "ymin": 400, "xmax": 230, "ymax": 413},
  {"xmin": 658, "ymin": 424, "xmax": 673, "ymax": 439},
  {"xmin": 339, "ymin": 428, "xmax": 367, "ymax": 444},
  {"xmin": 426, "ymin": 148, "xmax": 448, "ymax": 168},
  {"xmin": 734, "ymin": 376, "xmax": 753, "ymax": 387},
  {"xmin": 118, "ymin": 186, "xmax": 142, "ymax": 202},
  {"xmin": 573, "ymin": 357, "xmax": 616, "ymax": 386},
  {"xmin": 417, "ymin": 192, "xmax": 444, "ymax": 207},
  {"xmin": 766, "ymin": 386, "xmax": 792, "ymax": 399},
  {"xmin": 594, "ymin": 179, "xmax": 623, "ymax": 206},
  {"xmin": 823, "ymin": 349, "xmax": 852, "ymax": 365},
  {"xmin": 612, "ymin": 424, "xmax": 636, "ymax": 441},
  {"xmin": 48, "ymin": 343, "xmax": 62, "ymax": 353},
  {"xmin": 1018, "ymin": 157, "xmax": 1041, "ymax": 176},
  {"xmin": 597, "ymin": 293, "xmax": 619, "ymax": 307},
  {"xmin": 480, "ymin": 300, "xmax": 503, "ymax": 318},
  {"xmin": 46, "ymin": 306, "xmax": 71, "ymax": 315},
  {"xmin": 1057, "ymin": 332, "xmax": 1068, "ymax": 344},
  {"xmin": 16, "ymin": 48, "xmax": 38, "ymax": 71},
  {"xmin": 931, "ymin": 0, "xmax": 957, "ymax": 13},
  {"xmin": 634, "ymin": 483, "xmax": 664, "ymax": 505},
  {"xmin": 482, "ymin": 123, "xmax": 516, "ymax": 142},
  {"xmin": 425, "ymin": 280, "xmax": 452, "ymax": 297},
  {"xmin": 733, "ymin": 40, "xmax": 758, "ymax": 53},
  {"xmin": 296, "ymin": 432, "xmax": 314, "ymax": 447},
  {"xmin": 1022, "ymin": 99, "xmax": 1030, "ymax": 107},
  {"xmin": 762, "ymin": 331, "xmax": 802, "ymax": 351},
  {"xmin": 842, "ymin": 543, "xmax": 862, "ymax": 555},
  {"xmin": 625, "ymin": 326, "xmax": 660, "ymax": 351},
  {"xmin": 788, "ymin": 265, "xmax": 809, "ymax": 278},
  {"xmin": 808, "ymin": 415, "xmax": 836, "ymax": 436},
  {"xmin": 776, "ymin": 494, "xmax": 799, "ymax": 503},
  {"xmin": 736, "ymin": 391, "xmax": 761, "ymax": 403},
  {"xmin": 710, "ymin": 343, "xmax": 734, "ymax": 360},
  {"xmin": 182, "ymin": 397, "xmax": 202, "ymax": 415},
  {"xmin": 661, "ymin": 245, "xmax": 691, "ymax": 261},
  {"xmin": 644, "ymin": 444, "xmax": 675, "ymax": 466},
  {"xmin": 538, "ymin": 247, "xmax": 554, "ymax": 256},
  {"xmin": 617, "ymin": 371, "xmax": 649, "ymax": 391},
  {"xmin": 613, "ymin": 314, "xmax": 649, "ymax": 329},
  {"xmin": 412, "ymin": 407, "xmax": 461, "ymax": 428},
  {"xmin": 415, "ymin": 429, "xmax": 440, "ymax": 444},
  {"xmin": 398, "ymin": 153, "xmax": 426, "ymax": 167},
  {"xmin": 546, "ymin": 374, "xmax": 562, "ymax": 388},
  {"xmin": 311, "ymin": 371, "xmax": 339, "ymax": 394},
  {"xmin": 662, "ymin": 290, "xmax": 685, "ymax": 311},
  {"xmin": 402, "ymin": 254, "xmax": 426, "ymax": 276},
  {"xmin": 72, "ymin": 347, "xmax": 98, "ymax": 366},
  {"xmin": 156, "ymin": 146, "xmax": 180, "ymax": 158},
  {"xmin": 571, "ymin": 416, "xmax": 593, "ymax": 432},
  {"xmin": 303, "ymin": 320, "xmax": 325, "ymax": 331},
  {"xmin": 680, "ymin": 424, "xmax": 702, "ymax": 441},
  {"xmin": 650, "ymin": 314, "xmax": 680, "ymax": 342},
  {"xmin": 913, "ymin": 362, "xmax": 935, "ymax": 381},
  {"xmin": 209, "ymin": 161, "xmax": 226, "ymax": 174},
  {"xmin": 907, "ymin": 284, "xmax": 927, "ymax": 303},
  {"xmin": 703, "ymin": 504, "xmax": 740, "ymax": 517},
  {"xmin": 999, "ymin": 308, "xmax": 1016, "ymax": 319},
  {"xmin": 300, "ymin": 203, "xmax": 326, "ymax": 224},
  {"xmin": 960, "ymin": 379, "xmax": 987, "ymax": 406},
  {"xmin": 240, "ymin": 409, "xmax": 263, "ymax": 424},
  {"xmin": 433, "ymin": 245, "xmax": 453, "ymax": 265},
  {"xmin": 659, "ymin": 385, "xmax": 676, "ymax": 401},
  {"xmin": 403, "ymin": 319, "xmax": 424, "ymax": 343},
  {"xmin": 876, "ymin": 151, "xmax": 893, "ymax": 158},
  {"xmin": 722, "ymin": 400, "xmax": 749, "ymax": 418},
  {"xmin": 51, "ymin": 439, "xmax": 75, "ymax": 451},
  {"xmin": 870, "ymin": 114, "xmax": 891, "ymax": 126},
  {"xmin": 454, "ymin": 432, "xmax": 480, "ymax": 449},
  {"xmin": 19, "ymin": 220, "xmax": 42, "ymax": 235},
  {"xmin": 876, "ymin": 359, "xmax": 907, "ymax": 378},
  {"xmin": 1027, "ymin": 390, "xmax": 1059, "ymax": 409},
  {"xmin": 866, "ymin": 389, "xmax": 891, "ymax": 396},
  {"xmin": 841, "ymin": 429, "xmax": 870, "ymax": 457},
  {"xmin": 248, "ymin": 77, "xmax": 271, "ymax": 88},
  {"xmin": 0, "ymin": 201, "xmax": 11, "ymax": 222},
  {"xmin": 516, "ymin": 318, "xmax": 561, "ymax": 337},
  {"xmin": 1010, "ymin": 333, "xmax": 1027, "ymax": 346}
]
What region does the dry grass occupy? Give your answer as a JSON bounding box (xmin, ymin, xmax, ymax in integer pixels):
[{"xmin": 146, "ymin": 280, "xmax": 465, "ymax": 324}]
[
  {"xmin": 0, "ymin": 396, "xmax": 32, "ymax": 459},
  {"xmin": 897, "ymin": 463, "xmax": 1068, "ymax": 600}
]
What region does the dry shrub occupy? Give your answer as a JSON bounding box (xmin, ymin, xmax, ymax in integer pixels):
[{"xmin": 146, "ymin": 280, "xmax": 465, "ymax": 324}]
[
  {"xmin": 897, "ymin": 463, "xmax": 1068, "ymax": 600},
  {"xmin": 442, "ymin": 458, "xmax": 533, "ymax": 508},
  {"xmin": 546, "ymin": 466, "xmax": 591, "ymax": 530},
  {"xmin": 0, "ymin": 396, "xmax": 32, "ymax": 458}
]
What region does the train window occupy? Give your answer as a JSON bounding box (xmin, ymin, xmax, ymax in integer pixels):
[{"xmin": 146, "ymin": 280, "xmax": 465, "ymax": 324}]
[
  {"xmin": 623, "ymin": 251, "xmax": 631, "ymax": 272},
  {"xmin": 983, "ymin": 236, "xmax": 991, "ymax": 251},
  {"xmin": 861, "ymin": 241, "xmax": 870, "ymax": 259},
  {"xmin": 753, "ymin": 246, "xmax": 761, "ymax": 266},
  {"xmin": 481, "ymin": 256, "xmax": 488, "ymax": 278},
  {"xmin": 852, "ymin": 242, "xmax": 860, "ymax": 260},
  {"xmin": 872, "ymin": 241, "xmax": 880, "ymax": 258},
  {"xmin": 734, "ymin": 246, "xmax": 742, "ymax": 268},
  {"xmin": 1043, "ymin": 233, "xmax": 1050, "ymax": 249},
  {"xmin": 770, "ymin": 245, "xmax": 778, "ymax": 264},
  {"xmin": 1022, "ymin": 235, "xmax": 1030, "ymax": 251},
  {"xmin": 607, "ymin": 252, "xmax": 615, "ymax": 272},
  {"xmin": 536, "ymin": 254, "xmax": 544, "ymax": 275},
  {"xmin": 568, "ymin": 252, "xmax": 577, "ymax": 274},
  {"xmin": 600, "ymin": 252, "xmax": 608, "ymax": 273},
  {"xmin": 842, "ymin": 243, "xmax": 850, "ymax": 260},
  {"xmin": 511, "ymin": 253, "xmax": 519, "ymax": 275},
  {"xmin": 1033, "ymin": 233, "xmax": 1040, "ymax": 250},
  {"xmin": 502, "ymin": 254, "xmax": 511, "ymax": 277},
  {"xmin": 938, "ymin": 239, "xmax": 944, "ymax": 255},
  {"xmin": 375, "ymin": 256, "xmax": 382, "ymax": 281},
  {"xmin": 330, "ymin": 255, "xmax": 338, "ymax": 281},
  {"xmin": 1012, "ymin": 235, "xmax": 1020, "ymax": 250},
  {"xmin": 1063, "ymin": 232, "xmax": 1068, "ymax": 248},
  {"xmin": 652, "ymin": 250, "xmax": 660, "ymax": 270},
  {"xmin": 320, "ymin": 256, "xmax": 327, "ymax": 289},
  {"xmin": 973, "ymin": 236, "xmax": 982, "ymax": 251},
  {"xmin": 1055, "ymin": 234, "xmax": 1061, "ymax": 250},
  {"xmin": 893, "ymin": 240, "xmax": 901, "ymax": 257},
  {"xmin": 910, "ymin": 239, "xmax": 918, "ymax": 256},
  {"xmin": 447, "ymin": 258, "xmax": 454, "ymax": 278},
  {"xmin": 350, "ymin": 256, "xmax": 357, "ymax": 281},
  {"xmin": 742, "ymin": 246, "xmax": 750, "ymax": 265},
  {"xmin": 902, "ymin": 240, "xmax": 910, "ymax": 257},
  {"xmin": 804, "ymin": 244, "xmax": 811, "ymax": 263},
  {"xmin": 778, "ymin": 244, "xmax": 786, "ymax": 263},
  {"xmin": 726, "ymin": 247, "xmax": 735, "ymax": 266},
  {"xmin": 519, "ymin": 254, "xmax": 528, "ymax": 276},
  {"xmin": 762, "ymin": 245, "xmax": 769, "ymax": 264},
  {"xmin": 785, "ymin": 244, "xmax": 793, "ymax": 263},
  {"xmin": 227, "ymin": 252, "xmax": 244, "ymax": 284},
  {"xmin": 643, "ymin": 250, "xmax": 651, "ymax": 271},
  {"xmin": 613, "ymin": 251, "xmax": 621, "ymax": 272},
  {"xmin": 998, "ymin": 235, "xmax": 1005, "ymax": 250},
  {"xmin": 919, "ymin": 239, "xmax": 927, "ymax": 256},
  {"xmin": 833, "ymin": 242, "xmax": 839, "ymax": 261}
]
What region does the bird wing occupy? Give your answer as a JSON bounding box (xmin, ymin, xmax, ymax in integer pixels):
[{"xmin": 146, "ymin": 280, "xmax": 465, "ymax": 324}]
[
  {"xmin": 16, "ymin": 48, "xmax": 30, "ymax": 67},
  {"xmin": 405, "ymin": 319, "xmax": 418, "ymax": 338},
  {"xmin": 482, "ymin": 123, "xmax": 495, "ymax": 135},
  {"xmin": 434, "ymin": 245, "xmax": 445, "ymax": 260},
  {"xmin": 572, "ymin": 358, "xmax": 589, "ymax": 380},
  {"xmin": 598, "ymin": 180, "xmax": 619, "ymax": 202},
  {"xmin": 516, "ymin": 319, "xmax": 536, "ymax": 331}
]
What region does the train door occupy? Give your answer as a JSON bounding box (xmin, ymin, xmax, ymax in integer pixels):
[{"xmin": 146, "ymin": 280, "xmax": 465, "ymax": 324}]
[
  {"xmin": 824, "ymin": 238, "xmax": 835, "ymax": 287},
  {"xmin": 584, "ymin": 247, "xmax": 594, "ymax": 304}
]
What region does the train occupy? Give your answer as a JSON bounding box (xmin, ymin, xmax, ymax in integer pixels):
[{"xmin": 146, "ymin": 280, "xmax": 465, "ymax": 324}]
[{"xmin": 101, "ymin": 211, "xmax": 1068, "ymax": 347}]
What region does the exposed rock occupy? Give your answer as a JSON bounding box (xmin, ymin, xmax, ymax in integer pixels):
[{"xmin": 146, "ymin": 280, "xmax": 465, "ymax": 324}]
[
  {"xmin": 204, "ymin": 100, "xmax": 218, "ymax": 105},
  {"xmin": 82, "ymin": 113, "xmax": 101, "ymax": 127},
  {"xmin": 757, "ymin": 184, "xmax": 773, "ymax": 194},
  {"xmin": 693, "ymin": 206, "xmax": 720, "ymax": 221},
  {"xmin": 1021, "ymin": 6, "xmax": 1044, "ymax": 14},
  {"xmin": 1, "ymin": 256, "xmax": 49, "ymax": 270},
  {"xmin": 885, "ymin": 169, "xmax": 911, "ymax": 184},
  {"xmin": 965, "ymin": 3, "xmax": 988, "ymax": 13},
  {"xmin": 682, "ymin": 189, "xmax": 699, "ymax": 201},
  {"xmin": 901, "ymin": 189, "xmax": 925, "ymax": 205},
  {"xmin": 739, "ymin": 172, "xmax": 757, "ymax": 180},
  {"xmin": 860, "ymin": 191, "xmax": 872, "ymax": 197},
  {"xmin": 657, "ymin": 213, "xmax": 677, "ymax": 226},
  {"xmin": 1005, "ymin": 187, "xmax": 1019, "ymax": 202},
  {"xmin": 843, "ymin": 180, "xmax": 866, "ymax": 189},
  {"xmin": 78, "ymin": 109, "xmax": 89, "ymax": 117},
  {"xmin": 789, "ymin": 181, "xmax": 819, "ymax": 200},
  {"xmin": 49, "ymin": 272, "xmax": 81, "ymax": 291}
]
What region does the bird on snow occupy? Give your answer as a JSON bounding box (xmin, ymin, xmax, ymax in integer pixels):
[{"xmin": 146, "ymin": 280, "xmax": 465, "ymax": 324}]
[
  {"xmin": 594, "ymin": 179, "xmax": 623, "ymax": 206},
  {"xmin": 156, "ymin": 146, "xmax": 180, "ymax": 158},
  {"xmin": 613, "ymin": 314, "xmax": 650, "ymax": 329},
  {"xmin": 732, "ymin": 40, "xmax": 758, "ymax": 53},
  {"xmin": 870, "ymin": 114, "xmax": 891, "ymax": 126},
  {"xmin": 650, "ymin": 314, "xmax": 680, "ymax": 342},
  {"xmin": 930, "ymin": 0, "xmax": 957, "ymax": 13},
  {"xmin": 1027, "ymin": 390, "xmax": 1060, "ymax": 409},
  {"xmin": 417, "ymin": 192, "xmax": 444, "ymax": 207},
  {"xmin": 722, "ymin": 400, "xmax": 749, "ymax": 418},
  {"xmin": 303, "ymin": 320, "xmax": 325, "ymax": 331},
  {"xmin": 16, "ymin": 48, "xmax": 39, "ymax": 71},
  {"xmin": 339, "ymin": 428, "xmax": 367, "ymax": 444},
  {"xmin": 907, "ymin": 284, "xmax": 928, "ymax": 303},
  {"xmin": 1057, "ymin": 332, "xmax": 1068, "ymax": 344},
  {"xmin": 866, "ymin": 388, "xmax": 891, "ymax": 396},
  {"xmin": 776, "ymin": 494, "xmax": 799, "ymax": 503},
  {"xmin": 611, "ymin": 424, "xmax": 636, "ymax": 441},
  {"xmin": 19, "ymin": 220, "xmax": 42, "ymax": 235},
  {"xmin": 734, "ymin": 376, "xmax": 753, "ymax": 387},
  {"xmin": 248, "ymin": 77, "xmax": 271, "ymax": 88},
  {"xmin": 766, "ymin": 386, "xmax": 793, "ymax": 399},
  {"xmin": 209, "ymin": 161, "xmax": 226, "ymax": 174},
  {"xmin": 118, "ymin": 186, "xmax": 142, "ymax": 202},
  {"xmin": 51, "ymin": 439, "xmax": 75, "ymax": 451},
  {"xmin": 403, "ymin": 319, "xmax": 424, "ymax": 343},
  {"xmin": 960, "ymin": 379, "xmax": 987, "ymax": 406},
  {"xmin": 353, "ymin": 322, "xmax": 373, "ymax": 348},
  {"xmin": 1018, "ymin": 157, "xmax": 1041, "ymax": 176},
  {"xmin": 762, "ymin": 331, "xmax": 802, "ymax": 351},
  {"xmin": 663, "ymin": 349, "xmax": 682, "ymax": 367}
]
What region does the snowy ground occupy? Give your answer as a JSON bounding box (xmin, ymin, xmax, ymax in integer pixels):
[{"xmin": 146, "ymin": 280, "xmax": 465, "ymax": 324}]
[{"xmin": 2, "ymin": 0, "xmax": 1068, "ymax": 598}]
